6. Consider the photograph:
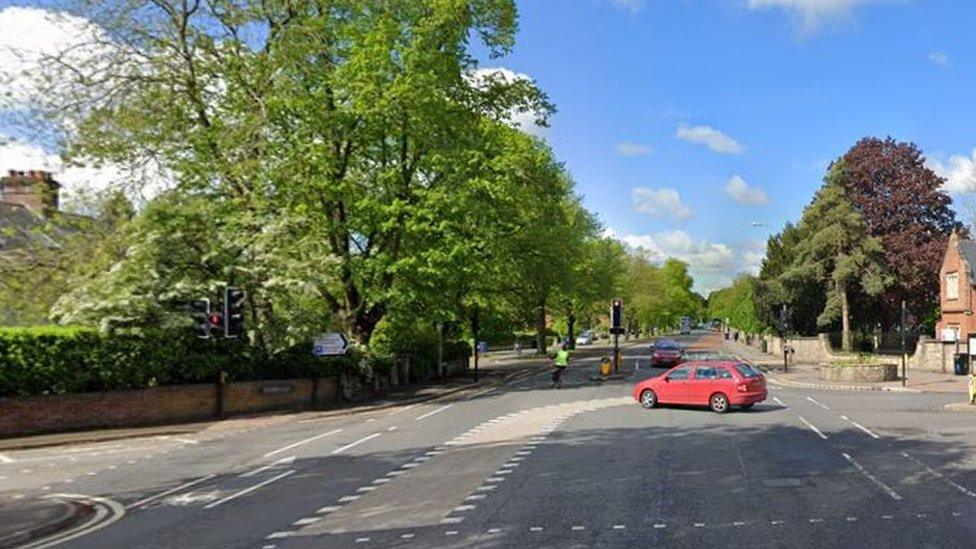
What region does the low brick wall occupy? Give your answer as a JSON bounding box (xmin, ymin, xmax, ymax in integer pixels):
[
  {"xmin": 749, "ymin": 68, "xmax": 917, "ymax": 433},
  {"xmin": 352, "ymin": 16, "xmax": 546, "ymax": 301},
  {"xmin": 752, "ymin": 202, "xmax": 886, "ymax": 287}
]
[
  {"xmin": 0, "ymin": 377, "xmax": 340, "ymax": 439},
  {"xmin": 820, "ymin": 364, "xmax": 898, "ymax": 382}
]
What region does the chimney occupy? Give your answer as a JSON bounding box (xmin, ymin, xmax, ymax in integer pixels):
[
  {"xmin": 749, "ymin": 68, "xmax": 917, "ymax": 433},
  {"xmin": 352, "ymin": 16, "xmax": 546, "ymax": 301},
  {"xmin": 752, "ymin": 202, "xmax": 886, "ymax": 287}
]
[{"xmin": 0, "ymin": 169, "xmax": 61, "ymax": 215}]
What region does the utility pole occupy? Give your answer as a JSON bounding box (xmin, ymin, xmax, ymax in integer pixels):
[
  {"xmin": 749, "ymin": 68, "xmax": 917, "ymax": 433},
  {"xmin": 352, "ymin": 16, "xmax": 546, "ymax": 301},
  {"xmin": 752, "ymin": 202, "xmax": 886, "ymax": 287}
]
[
  {"xmin": 437, "ymin": 321, "xmax": 444, "ymax": 378},
  {"xmin": 901, "ymin": 300, "xmax": 907, "ymax": 387},
  {"xmin": 472, "ymin": 308, "xmax": 480, "ymax": 383}
]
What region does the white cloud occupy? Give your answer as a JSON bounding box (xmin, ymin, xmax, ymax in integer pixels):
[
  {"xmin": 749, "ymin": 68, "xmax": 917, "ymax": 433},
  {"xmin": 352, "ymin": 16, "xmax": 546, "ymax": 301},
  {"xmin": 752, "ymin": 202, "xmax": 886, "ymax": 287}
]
[
  {"xmin": 631, "ymin": 187, "xmax": 692, "ymax": 221},
  {"xmin": 929, "ymin": 149, "xmax": 976, "ymax": 193},
  {"xmin": 928, "ymin": 51, "xmax": 951, "ymax": 68},
  {"xmin": 614, "ymin": 142, "xmax": 653, "ymax": 156},
  {"xmin": 724, "ymin": 175, "xmax": 770, "ymax": 205},
  {"xmin": 468, "ymin": 67, "xmax": 547, "ymax": 137},
  {"xmin": 676, "ymin": 124, "xmax": 744, "ymax": 155},
  {"xmin": 746, "ymin": 0, "xmax": 888, "ymax": 36},
  {"xmin": 610, "ymin": 228, "xmax": 760, "ymax": 293},
  {"xmin": 0, "ymin": 6, "xmax": 110, "ymax": 107}
]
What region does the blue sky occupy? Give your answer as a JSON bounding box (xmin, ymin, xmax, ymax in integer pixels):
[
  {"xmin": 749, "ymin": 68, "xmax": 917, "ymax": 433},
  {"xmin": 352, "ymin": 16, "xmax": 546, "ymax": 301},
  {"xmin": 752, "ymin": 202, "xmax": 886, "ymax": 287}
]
[
  {"xmin": 3, "ymin": 0, "xmax": 976, "ymax": 293},
  {"xmin": 471, "ymin": 0, "xmax": 976, "ymax": 292}
]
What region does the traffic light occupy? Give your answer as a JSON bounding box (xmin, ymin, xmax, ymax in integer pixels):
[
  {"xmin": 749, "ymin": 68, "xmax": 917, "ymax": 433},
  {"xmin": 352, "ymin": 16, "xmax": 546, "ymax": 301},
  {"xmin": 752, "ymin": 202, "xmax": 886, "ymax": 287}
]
[
  {"xmin": 223, "ymin": 286, "xmax": 246, "ymax": 338},
  {"xmin": 611, "ymin": 299, "xmax": 623, "ymax": 334},
  {"xmin": 191, "ymin": 299, "xmax": 213, "ymax": 339},
  {"xmin": 779, "ymin": 305, "xmax": 790, "ymax": 334}
]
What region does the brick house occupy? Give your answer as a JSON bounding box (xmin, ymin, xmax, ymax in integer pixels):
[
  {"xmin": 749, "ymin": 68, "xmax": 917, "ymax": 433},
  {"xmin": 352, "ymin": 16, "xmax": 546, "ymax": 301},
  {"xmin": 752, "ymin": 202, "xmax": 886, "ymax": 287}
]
[
  {"xmin": 0, "ymin": 170, "xmax": 67, "ymax": 251},
  {"xmin": 936, "ymin": 231, "xmax": 976, "ymax": 342}
]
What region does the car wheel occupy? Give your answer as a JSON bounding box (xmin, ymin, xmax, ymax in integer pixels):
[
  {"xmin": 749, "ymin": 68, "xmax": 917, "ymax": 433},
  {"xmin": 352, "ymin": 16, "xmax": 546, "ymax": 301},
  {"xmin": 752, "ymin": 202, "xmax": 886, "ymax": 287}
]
[
  {"xmin": 639, "ymin": 389, "xmax": 657, "ymax": 409},
  {"xmin": 740, "ymin": 403, "xmax": 755, "ymax": 411},
  {"xmin": 709, "ymin": 393, "xmax": 729, "ymax": 414}
]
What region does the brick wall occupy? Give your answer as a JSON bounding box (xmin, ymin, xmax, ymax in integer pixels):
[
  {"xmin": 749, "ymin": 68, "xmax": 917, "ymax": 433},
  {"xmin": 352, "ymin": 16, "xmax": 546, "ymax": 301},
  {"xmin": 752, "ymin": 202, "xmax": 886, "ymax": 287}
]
[{"xmin": 0, "ymin": 377, "xmax": 340, "ymax": 439}]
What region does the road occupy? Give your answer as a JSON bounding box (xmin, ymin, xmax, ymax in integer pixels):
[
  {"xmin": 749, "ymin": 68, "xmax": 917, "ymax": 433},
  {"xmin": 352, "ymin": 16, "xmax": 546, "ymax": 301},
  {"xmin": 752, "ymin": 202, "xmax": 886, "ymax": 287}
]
[{"xmin": 5, "ymin": 332, "xmax": 976, "ymax": 548}]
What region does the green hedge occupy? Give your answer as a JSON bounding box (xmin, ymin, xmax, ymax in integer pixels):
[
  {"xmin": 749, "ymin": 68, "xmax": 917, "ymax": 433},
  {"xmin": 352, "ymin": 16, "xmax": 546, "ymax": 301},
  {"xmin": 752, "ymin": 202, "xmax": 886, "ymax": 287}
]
[{"xmin": 0, "ymin": 326, "xmax": 350, "ymax": 397}]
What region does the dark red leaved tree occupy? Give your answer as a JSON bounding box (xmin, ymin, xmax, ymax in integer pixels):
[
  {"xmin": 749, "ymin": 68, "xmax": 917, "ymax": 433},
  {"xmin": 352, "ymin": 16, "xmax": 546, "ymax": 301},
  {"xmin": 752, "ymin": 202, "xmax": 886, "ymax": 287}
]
[{"xmin": 841, "ymin": 137, "xmax": 966, "ymax": 328}]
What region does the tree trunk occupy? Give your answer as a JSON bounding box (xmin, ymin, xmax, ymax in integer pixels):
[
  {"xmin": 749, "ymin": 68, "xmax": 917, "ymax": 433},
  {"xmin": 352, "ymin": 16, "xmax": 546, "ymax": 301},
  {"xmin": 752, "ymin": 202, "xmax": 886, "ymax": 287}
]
[
  {"xmin": 567, "ymin": 311, "xmax": 576, "ymax": 350},
  {"xmin": 840, "ymin": 282, "xmax": 852, "ymax": 353},
  {"xmin": 536, "ymin": 298, "xmax": 547, "ymax": 354}
]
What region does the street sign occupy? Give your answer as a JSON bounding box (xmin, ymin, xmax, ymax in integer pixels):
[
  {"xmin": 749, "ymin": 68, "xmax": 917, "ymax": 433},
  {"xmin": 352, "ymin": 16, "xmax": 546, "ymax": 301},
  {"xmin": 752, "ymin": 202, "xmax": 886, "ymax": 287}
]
[
  {"xmin": 968, "ymin": 335, "xmax": 976, "ymax": 357},
  {"xmin": 313, "ymin": 333, "xmax": 349, "ymax": 356}
]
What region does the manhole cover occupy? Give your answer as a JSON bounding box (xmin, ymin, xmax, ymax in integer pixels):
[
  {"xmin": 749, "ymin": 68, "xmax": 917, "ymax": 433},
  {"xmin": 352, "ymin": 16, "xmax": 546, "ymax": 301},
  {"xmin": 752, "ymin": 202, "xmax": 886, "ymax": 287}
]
[{"xmin": 762, "ymin": 478, "xmax": 803, "ymax": 487}]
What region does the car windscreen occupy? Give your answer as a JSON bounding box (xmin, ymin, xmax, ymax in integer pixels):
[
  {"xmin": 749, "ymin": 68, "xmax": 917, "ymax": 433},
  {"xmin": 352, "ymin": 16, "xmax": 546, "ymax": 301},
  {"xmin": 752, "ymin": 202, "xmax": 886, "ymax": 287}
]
[
  {"xmin": 733, "ymin": 363, "xmax": 760, "ymax": 378},
  {"xmin": 656, "ymin": 342, "xmax": 679, "ymax": 350}
]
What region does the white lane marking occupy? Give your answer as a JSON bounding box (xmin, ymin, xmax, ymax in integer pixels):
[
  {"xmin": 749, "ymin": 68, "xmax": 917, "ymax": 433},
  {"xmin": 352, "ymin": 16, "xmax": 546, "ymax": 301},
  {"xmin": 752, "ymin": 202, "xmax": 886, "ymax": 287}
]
[
  {"xmin": 0, "ymin": 453, "xmax": 14, "ymax": 463},
  {"xmin": 264, "ymin": 429, "xmax": 342, "ymax": 457},
  {"xmin": 733, "ymin": 521, "xmax": 746, "ymax": 527},
  {"xmin": 372, "ymin": 478, "xmax": 390, "ymax": 484},
  {"xmin": 572, "ymin": 526, "xmax": 585, "ymax": 531},
  {"xmin": 445, "ymin": 530, "xmax": 459, "ymax": 535},
  {"xmin": 241, "ymin": 456, "xmax": 296, "ymax": 478},
  {"xmin": 466, "ymin": 494, "xmax": 487, "ymax": 501},
  {"xmin": 125, "ymin": 474, "xmax": 218, "ymax": 509},
  {"xmin": 355, "ymin": 537, "xmax": 370, "ymax": 543},
  {"xmin": 653, "ymin": 523, "xmax": 666, "ymax": 529},
  {"xmin": 806, "ymin": 396, "xmax": 830, "ymax": 410},
  {"xmin": 417, "ymin": 404, "xmax": 454, "ymax": 421},
  {"xmin": 21, "ymin": 494, "xmax": 125, "ymax": 549},
  {"xmin": 901, "ymin": 452, "xmax": 976, "ymax": 497},
  {"xmin": 486, "ymin": 477, "xmax": 504, "ymax": 482},
  {"xmin": 266, "ymin": 532, "xmax": 294, "ymax": 539},
  {"xmin": 694, "ymin": 522, "xmax": 707, "ymax": 527},
  {"xmin": 840, "ymin": 416, "xmax": 880, "ymax": 439},
  {"xmin": 842, "ymin": 453, "xmax": 902, "ymax": 500},
  {"xmin": 318, "ymin": 505, "xmax": 341, "ymax": 513},
  {"xmin": 357, "ymin": 486, "xmax": 376, "ymax": 492},
  {"xmin": 455, "ymin": 505, "xmax": 476, "ymax": 511},
  {"xmin": 530, "ymin": 526, "xmax": 544, "ymax": 532},
  {"xmin": 387, "ymin": 426, "xmax": 398, "ymax": 432},
  {"xmin": 401, "ymin": 533, "xmax": 415, "ymax": 539},
  {"xmin": 338, "ymin": 495, "xmax": 360, "ymax": 502},
  {"xmin": 797, "ymin": 416, "xmax": 828, "ymax": 440},
  {"xmin": 204, "ymin": 470, "xmax": 296, "ymax": 509},
  {"xmin": 169, "ymin": 437, "xmax": 199, "ymax": 445},
  {"xmin": 293, "ymin": 517, "xmax": 320, "ymax": 526},
  {"xmin": 332, "ymin": 433, "xmax": 381, "ymax": 455},
  {"xmin": 613, "ymin": 524, "xmax": 626, "ymax": 530},
  {"xmin": 772, "ymin": 396, "xmax": 787, "ymax": 407},
  {"xmin": 441, "ymin": 517, "xmax": 464, "ymax": 524}
]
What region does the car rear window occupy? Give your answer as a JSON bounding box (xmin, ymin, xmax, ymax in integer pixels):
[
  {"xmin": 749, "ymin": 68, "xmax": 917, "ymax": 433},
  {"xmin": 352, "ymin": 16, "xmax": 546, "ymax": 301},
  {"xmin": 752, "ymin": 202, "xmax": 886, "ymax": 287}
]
[{"xmin": 733, "ymin": 363, "xmax": 760, "ymax": 378}]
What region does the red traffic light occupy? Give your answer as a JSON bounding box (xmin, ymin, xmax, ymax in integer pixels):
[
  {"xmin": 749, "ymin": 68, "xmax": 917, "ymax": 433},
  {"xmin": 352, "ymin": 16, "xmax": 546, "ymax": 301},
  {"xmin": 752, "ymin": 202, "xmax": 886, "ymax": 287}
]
[{"xmin": 209, "ymin": 313, "xmax": 223, "ymax": 326}]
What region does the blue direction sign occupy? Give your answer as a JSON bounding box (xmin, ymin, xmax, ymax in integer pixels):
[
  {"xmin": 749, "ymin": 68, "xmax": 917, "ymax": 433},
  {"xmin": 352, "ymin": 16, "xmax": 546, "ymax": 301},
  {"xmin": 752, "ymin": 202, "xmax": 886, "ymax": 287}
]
[{"xmin": 313, "ymin": 333, "xmax": 349, "ymax": 356}]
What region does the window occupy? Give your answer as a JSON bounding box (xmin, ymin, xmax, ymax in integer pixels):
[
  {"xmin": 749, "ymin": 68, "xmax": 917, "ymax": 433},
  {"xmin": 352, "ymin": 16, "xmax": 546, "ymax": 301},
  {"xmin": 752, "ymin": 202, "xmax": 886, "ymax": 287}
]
[
  {"xmin": 733, "ymin": 363, "xmax": 760, "ymax": 378},
  {"xmin": 668, "ymin": 366, "xmax": 691, "ymax": 380},
  {"xmin": 947, "ymin": 272, "xmax": 959, "ymax": 300},
  {"xmin": 694, "ymin": 366, "xmax": 717, "ymax": 380},
  {"xmin": 717, "ymin": 368, "xmax": 734, "ymax": 379}
]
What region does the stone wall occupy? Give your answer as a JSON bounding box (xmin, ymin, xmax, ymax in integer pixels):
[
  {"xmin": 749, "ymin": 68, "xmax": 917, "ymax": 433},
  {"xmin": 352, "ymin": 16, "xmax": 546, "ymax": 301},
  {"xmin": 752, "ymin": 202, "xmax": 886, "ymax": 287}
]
[{"xmin": 907, "ymin": 336, "xmax": 965, "ymax": 373}]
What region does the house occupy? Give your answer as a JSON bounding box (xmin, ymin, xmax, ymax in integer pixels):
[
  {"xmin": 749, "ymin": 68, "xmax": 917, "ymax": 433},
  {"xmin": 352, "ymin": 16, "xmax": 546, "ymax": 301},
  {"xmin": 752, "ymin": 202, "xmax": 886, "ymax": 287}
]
[{"xmin": 936, "ymin": 231, "xmax": 976, "ymax": 342}]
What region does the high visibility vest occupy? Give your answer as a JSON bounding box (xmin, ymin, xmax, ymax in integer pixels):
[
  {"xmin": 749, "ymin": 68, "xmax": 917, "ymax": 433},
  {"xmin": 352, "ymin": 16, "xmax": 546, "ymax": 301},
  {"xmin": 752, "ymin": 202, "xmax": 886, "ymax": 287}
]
[{"xmin": 555, "ymin": 350, "xmax": 570, "ymax": 367}]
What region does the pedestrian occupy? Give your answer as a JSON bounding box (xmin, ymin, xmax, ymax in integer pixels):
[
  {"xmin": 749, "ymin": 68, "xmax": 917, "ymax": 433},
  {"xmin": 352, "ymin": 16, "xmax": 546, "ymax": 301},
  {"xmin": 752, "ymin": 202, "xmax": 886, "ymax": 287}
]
[
  {"xmin": 514, "ymin": 340, "xmax": 522, "ymax": 357},
  {"xmin": 552, "ymin": 344, "xmax": 570, "ymax": 388}
]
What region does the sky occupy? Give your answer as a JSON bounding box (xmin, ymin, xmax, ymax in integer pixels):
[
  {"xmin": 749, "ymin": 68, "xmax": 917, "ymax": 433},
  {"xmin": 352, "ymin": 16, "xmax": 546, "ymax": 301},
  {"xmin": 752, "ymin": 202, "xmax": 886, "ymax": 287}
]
[{"xmin": 3, "ymin": 0, "xmax": 976, "ymax": 293}]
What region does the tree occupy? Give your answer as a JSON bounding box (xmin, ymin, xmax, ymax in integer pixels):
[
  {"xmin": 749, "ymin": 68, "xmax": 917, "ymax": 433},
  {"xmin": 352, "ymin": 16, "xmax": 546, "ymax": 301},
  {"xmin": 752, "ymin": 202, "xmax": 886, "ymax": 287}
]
[
  {"xmin": 754, "ymin": 222, "xmax": 825, "ymax": 336},
  {"xmin": 707, "ymin": 275, "xmax": 762, "ymax": 334},
  {"xmin": 785, "ymin": 163, "xmax": 890, "ymax": 352},
  {"xmin": 841, "ymin": 137, "xmax": 965, "ymax": 327},
  {"xmin": 24, "ymin": 0, "xmax": 552, "ymax": 349}
]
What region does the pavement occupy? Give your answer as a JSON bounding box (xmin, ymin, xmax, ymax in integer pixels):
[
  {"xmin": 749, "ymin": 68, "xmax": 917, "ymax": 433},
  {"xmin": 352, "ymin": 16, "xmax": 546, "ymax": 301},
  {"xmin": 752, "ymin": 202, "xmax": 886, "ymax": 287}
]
[
  {"xmin": 724, "ymin": 338, "xmax": 973, "ymax": 394},
  {"xmin": 5, "ymin": 331, "xmax": 976, "ymax": 547}
]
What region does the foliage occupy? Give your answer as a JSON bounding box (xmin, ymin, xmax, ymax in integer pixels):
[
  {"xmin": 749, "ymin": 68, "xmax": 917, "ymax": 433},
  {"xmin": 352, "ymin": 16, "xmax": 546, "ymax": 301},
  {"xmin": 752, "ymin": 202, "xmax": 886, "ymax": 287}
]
[
  {"xmin": 707, "ymin": 275, "xmax": 762, "ymax": 333},
  {"xmin": 0, "ymin": 326, "xmax": 349, "ymax": 397},
  {"xmin": 784, "ymin": 162, "xmax": 890, "ymax": 351},
  {"xmin": 621, "ymin": 254, "xmax": 701, "ymax": 333},
  {"xmin": 754, "ymin": 222, "xmax": 826, "ymax": 335},
  {"xmin": 840, "ymin": 137, "xmax": 965, "ymax": 327}
]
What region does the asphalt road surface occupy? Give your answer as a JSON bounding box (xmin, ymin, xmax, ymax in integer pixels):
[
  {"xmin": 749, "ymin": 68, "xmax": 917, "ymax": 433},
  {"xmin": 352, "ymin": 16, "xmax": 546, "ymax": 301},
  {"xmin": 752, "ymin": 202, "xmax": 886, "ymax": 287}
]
[{"xmin": 4, "ymin": 332, "xmax": 976, "ymax": 548}]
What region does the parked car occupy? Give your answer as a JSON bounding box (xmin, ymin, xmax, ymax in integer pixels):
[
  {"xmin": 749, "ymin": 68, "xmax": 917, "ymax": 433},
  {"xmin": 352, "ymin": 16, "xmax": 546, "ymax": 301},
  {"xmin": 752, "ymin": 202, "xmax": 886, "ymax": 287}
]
[
  {"xmin": 576, "ymin": 333, "xmax": 594, "ymax": 345},
  {"xmin": 651, "ymin": 339, "xmax": 683, "ymax": 368},
  {"xmin": 632, "ymin": 361, "xmax": 767, "ymax": 413}
]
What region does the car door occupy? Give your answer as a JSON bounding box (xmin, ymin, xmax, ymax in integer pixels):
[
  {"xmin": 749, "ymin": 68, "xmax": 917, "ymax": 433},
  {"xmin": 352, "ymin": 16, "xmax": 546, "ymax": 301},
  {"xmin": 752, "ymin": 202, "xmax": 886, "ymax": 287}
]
[
  {"xmin": 691, "ymin": 365, "xmax": 719, "ymax": 405},
  {"xmin": 658, "ymin": 364, "xmax": 693, "ymax": 404}
]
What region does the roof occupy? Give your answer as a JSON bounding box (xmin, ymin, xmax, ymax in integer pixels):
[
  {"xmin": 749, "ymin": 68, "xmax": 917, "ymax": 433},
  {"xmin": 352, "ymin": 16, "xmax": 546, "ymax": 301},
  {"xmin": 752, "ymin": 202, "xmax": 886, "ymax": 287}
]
[
  {"xmin": 0, "ymin": 203, "xmax": 88, "ymax": 252},
  {"xmin": 961, "ymin": 240, "xmax": 976, "ymax": 281}
]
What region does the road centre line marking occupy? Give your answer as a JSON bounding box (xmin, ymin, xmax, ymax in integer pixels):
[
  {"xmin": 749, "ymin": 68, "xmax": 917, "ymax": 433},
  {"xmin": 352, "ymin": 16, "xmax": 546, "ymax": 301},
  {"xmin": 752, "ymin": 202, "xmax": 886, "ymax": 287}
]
[
  {"xmin": 806, "ymin": 396, "xmax": 830, "ymax": 410},
  {"xmin": 264, "ymin": 429, "xmax": 342, "ymax": 458},
  {"xmin": 417, "ymin": 404, "xmax": 454, "ymax": 421},
  {"xmin": 797, "ymin": 416, "xmax": 828, "ymax": 440},
  {"xmin": 204, "ymin": 470, "xmax": 296, "ymax": 509},
  {"xmin": 332, "ymin": 433, "xmax": 381, "ymax": 455},
  {"xmin": 125, "ymin": 474, "xmax": 218, "ymax": 509},
  {"xmin": 0, "ymin": 453, "xmax": 14, "ymax": 464},
  {"xmin": 241, "ymin": 456, "xmax": 295, "ymax": 478},
  {"xmin": 840, "ymin": 415, "xmax": 880, "ymax": 439},
  {"xmin": 842, "ymin": 452, "xmax": 902, "ymax": 500},
  {"xmin": 901, "ymin": 452, "xmax": 976, "ymax": 497}
]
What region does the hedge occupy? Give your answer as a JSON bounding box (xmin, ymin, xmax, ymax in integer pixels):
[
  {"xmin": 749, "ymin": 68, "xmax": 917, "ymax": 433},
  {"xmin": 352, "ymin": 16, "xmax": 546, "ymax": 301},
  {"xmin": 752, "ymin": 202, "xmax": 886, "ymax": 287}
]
[{"xmin": 0, "ymin": 326, "xmax": 350, "ymax": 397}]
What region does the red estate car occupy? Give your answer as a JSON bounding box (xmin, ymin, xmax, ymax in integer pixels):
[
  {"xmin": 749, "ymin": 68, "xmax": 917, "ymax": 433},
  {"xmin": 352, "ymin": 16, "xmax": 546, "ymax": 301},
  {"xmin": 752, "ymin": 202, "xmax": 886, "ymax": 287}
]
[{"xmin": 632, "ymin": 360, "xmax": 767, "ymax": 413}]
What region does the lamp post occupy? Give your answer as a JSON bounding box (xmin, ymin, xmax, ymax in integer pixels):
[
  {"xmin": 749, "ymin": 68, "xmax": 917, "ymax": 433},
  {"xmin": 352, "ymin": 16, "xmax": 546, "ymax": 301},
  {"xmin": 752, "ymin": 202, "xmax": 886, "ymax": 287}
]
[
  {"xmin": 780, "ymin": 304, "xmax": 790, "ymax": 373},
  {"xmin": 900, "ymin": 300, "xmax": 907, "ymax": 388}
]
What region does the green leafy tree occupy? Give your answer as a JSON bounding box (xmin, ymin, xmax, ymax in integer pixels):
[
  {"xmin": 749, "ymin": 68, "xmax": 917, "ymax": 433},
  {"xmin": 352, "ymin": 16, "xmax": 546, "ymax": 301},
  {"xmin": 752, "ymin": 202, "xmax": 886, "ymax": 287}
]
[
  {"xmin": 785, "ymin": 163, "xmax": 890, "ymax": 351},
  {"xmin": 707, "ymin": 275, "xmax": 762, "ymax": 334}
]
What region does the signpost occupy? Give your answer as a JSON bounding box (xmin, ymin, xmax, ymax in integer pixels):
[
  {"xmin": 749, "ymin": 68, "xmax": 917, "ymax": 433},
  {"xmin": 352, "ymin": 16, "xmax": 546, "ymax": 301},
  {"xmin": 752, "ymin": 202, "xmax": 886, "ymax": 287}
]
[{"xmin": 314, "ymin": 333, "xmax": 349, "ymax": 356}]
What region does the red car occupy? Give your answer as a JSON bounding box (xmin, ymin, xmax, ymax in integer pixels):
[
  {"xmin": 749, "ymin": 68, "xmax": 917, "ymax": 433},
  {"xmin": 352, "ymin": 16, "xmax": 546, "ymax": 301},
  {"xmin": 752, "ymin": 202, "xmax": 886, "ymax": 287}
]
[
  {"xmin": 632, "ymin": 360, "xmax": 767, "ymax": 413},
  {"xmin": 651, "ymin": 339, "xmax": 683, "ymax": 368}
]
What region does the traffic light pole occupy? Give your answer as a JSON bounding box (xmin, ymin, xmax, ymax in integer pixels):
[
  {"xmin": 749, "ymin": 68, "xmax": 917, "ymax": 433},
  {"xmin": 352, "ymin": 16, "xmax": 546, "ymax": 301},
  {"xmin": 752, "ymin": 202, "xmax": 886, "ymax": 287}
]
[
  {"xmin": 901, "ymin": 300, "xmax": 907, "ymax": 388},
  {"xmin": 613, "ymin": 332, "xmax": 620, "ymax": 373}
]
